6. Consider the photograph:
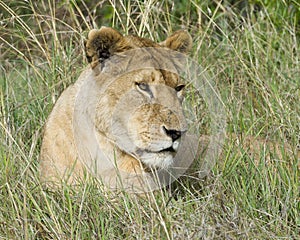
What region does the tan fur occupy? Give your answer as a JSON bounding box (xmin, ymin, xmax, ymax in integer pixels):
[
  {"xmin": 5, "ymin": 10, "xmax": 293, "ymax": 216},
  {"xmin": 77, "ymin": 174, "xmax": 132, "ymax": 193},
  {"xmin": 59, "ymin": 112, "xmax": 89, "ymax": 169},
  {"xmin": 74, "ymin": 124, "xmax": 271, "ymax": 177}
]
[
  {"xmin": 40, "ymin": 27, "xmax": 194, "ymax": 191},
  {"xmin": 227, "ymin": 134, "xmax": 300, "ymax": 166}
]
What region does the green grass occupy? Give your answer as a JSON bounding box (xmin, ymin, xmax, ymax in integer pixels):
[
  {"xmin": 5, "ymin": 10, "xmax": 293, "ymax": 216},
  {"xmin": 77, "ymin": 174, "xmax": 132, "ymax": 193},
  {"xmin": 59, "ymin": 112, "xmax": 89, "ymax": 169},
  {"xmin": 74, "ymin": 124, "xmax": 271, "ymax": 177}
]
[{"xmin": 0, "ymin": 0, "xmax": 299, "ymax": 239}]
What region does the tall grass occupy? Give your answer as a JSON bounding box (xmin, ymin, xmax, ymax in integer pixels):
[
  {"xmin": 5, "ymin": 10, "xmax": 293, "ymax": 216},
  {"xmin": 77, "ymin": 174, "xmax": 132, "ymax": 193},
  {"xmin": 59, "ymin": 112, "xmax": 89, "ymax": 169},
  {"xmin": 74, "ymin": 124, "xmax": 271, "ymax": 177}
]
[{"xmin": 0, "ymin": 0, "xmax": 299, "ymax": 239}]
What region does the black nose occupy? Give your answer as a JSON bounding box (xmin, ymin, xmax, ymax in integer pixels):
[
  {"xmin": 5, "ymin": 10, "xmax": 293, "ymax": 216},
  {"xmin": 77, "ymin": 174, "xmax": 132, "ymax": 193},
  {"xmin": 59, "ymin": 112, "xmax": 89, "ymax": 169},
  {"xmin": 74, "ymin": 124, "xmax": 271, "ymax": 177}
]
[{"xmin": 163, "ymin": 126, "xmax": 182, "ymax": 142}]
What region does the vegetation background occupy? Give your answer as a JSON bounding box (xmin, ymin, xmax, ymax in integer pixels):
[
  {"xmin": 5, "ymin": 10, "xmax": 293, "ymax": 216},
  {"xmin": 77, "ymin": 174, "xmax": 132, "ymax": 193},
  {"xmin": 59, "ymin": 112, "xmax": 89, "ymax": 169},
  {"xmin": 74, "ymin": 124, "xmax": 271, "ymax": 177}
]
[{"xmin": 0, "ymin": 0, "xmax": 299, "ymax": 239}]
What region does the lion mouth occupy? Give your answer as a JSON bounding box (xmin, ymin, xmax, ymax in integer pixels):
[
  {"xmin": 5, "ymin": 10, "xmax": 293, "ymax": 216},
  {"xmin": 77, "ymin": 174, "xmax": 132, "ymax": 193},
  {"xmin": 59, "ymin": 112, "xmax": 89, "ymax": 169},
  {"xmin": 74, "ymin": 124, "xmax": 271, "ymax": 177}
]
[
  {"xmin": 136, "ymin": 140, "xmax": 180, "ymax": 155},
  {"xmin": 158, "ymin": 146, "xmax": 176, "ymax": 153},
  {"xmin": 141, "ymin": 146, "xmax": 177, "ymax": 154}
]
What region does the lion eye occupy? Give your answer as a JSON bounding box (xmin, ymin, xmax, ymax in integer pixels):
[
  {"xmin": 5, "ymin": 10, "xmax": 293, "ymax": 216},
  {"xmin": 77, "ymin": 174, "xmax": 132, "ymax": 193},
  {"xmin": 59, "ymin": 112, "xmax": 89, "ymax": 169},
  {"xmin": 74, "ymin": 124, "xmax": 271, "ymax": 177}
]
[
  {"xmin": 135, "ymin": 82, "xmax": 153, "ymax": 98},
  {"xmin": 175, "ymin": 84, "xmax": 185, "ymax": 92},
  {"xmin": 135, "ymin": 82, "xmax": 149, "ymax": 91}
]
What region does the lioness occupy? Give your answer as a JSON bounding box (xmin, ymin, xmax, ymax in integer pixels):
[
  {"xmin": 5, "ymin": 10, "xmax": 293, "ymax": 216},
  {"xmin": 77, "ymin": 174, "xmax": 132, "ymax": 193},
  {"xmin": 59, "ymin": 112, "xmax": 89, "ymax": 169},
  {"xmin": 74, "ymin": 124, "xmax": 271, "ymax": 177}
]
[{"xmin": 40, "ymin": 27, "xmax": 199, "ymax": 192}]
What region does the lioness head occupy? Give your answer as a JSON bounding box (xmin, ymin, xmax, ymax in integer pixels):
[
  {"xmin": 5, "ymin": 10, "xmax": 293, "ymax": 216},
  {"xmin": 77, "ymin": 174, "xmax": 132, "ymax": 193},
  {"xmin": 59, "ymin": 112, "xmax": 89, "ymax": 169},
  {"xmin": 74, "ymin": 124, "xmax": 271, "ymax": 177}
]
[{"xmin": 84, "ymin": 27, "xmax": 193, "ymax": 170}]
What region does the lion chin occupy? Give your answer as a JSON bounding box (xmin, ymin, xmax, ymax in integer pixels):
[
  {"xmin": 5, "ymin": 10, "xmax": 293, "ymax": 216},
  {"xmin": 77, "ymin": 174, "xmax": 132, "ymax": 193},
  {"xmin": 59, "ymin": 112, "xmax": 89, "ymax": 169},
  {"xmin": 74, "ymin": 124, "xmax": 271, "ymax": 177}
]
[
  {"xmin": 39, "ymin": 26, "xmax": 196, "ymax": 192},
  {"xmin": 134, "ymin": 138, "xmax": 181, "ymax": 170},
  {"xmin": 141, "ymin": 153, "xmax": 175, "ymax": 170}
]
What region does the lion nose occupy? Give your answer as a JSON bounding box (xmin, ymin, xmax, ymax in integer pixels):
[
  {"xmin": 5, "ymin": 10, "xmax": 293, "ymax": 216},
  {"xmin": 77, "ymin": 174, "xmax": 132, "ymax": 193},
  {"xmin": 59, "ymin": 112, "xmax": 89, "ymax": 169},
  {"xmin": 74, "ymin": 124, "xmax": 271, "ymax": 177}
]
[{"xmin": 163, "ymin": 126, "xmax": 182, "ymax": 142}]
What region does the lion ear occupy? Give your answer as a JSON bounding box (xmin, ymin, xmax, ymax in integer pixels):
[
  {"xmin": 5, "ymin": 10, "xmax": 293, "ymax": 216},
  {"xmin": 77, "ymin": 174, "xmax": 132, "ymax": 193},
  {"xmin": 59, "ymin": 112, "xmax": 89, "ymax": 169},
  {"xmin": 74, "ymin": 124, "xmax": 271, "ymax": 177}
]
[
  {"xmin": 85, "ymin": 27, "xmax": 123, "ymax": 69},
  {"xmin": 160, "ymin": 30, "xmax": 192, "ymax": 53}
]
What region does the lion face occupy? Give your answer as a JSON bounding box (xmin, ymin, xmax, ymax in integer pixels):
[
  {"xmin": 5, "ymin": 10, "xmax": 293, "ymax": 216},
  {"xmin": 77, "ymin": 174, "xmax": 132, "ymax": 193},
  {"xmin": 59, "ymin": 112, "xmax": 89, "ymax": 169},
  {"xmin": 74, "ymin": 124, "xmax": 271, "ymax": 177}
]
[
  {"xmin": 86, "ymin": 27, "xmax": 192, "ymax": 170},
  {"xmin": 103, "ymin": 68, "xmax": 187, "ymax": 169}
]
